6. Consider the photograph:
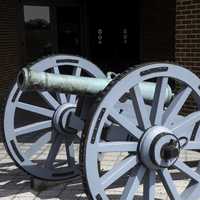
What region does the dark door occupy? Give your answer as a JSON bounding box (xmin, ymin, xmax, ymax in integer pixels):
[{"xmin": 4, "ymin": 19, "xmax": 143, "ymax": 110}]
[
  {"xmin": 87, "ymin": 1, "xmax": 140, "ymax": 73},
  {"xmin": 56, "ymin": 6, "xmax": 81, "ymax": 55}
]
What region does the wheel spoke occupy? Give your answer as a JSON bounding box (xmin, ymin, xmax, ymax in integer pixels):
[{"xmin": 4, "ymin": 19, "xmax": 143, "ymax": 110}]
[
  {"xmin": 172, "ymin": 111, "xmax": 200, "ymax": 138},
  {"xmin": 150, "ymin": 77, "xmax": 168, "ymax": 125},
  {"xmin": 184, "ymin": 141, "xmax": 200, "ymax": 150},
  {"xmin": 15, "ymin": 120, "xmax": 52, "ymax": 136},
  {"xmin": 53, "ymin": 66, "xmax": 60, "ymax": 74},
  {"xmin": 129, "ymin": 85, "xmax": 151, "ymax": 130},
  {"xmin": 45, "ymin": 134, "xmax": 63, "ymax": 169},
  {"xmin": 73, "ymin": 66, "xmax": 82, "ymax": 76},
  {"xmin": 181, "ymin": 182, "xmax": 200, "ymax": 200},
  {"xmin": 144, "ymin": 170, "xmax": 156, "ymax": 200},
  {"xmin": 120, "ymin": 165, "xmax": 146, "ymax": 200},
  {"xmin": 97, "ymin": 142, "xmax": 138, "ymax": 152},
  {"xmin": 38, "ymin": 91, "xmax": 60, "ymax": 109},
  {"xmin": 162, "ymin": 86, "xmax": 192, "ymax": 127},
  {"xmin": 67, "ymin": 95, "xmax": 77, "ymax": 104},
  {"xmin": 53, "ymin": 66, "xmax": 68, "ymax": 104},
  {"xmin": 16, "ymin": 102, "xmax": 54, "ymax": 117},
  {"xmin": 174, "ymin": 159, "xmax": 200, "ymax": 182},
  {"xmin": 158, "ymin": 168, "xmax": 181, "ymax": 200},
  {"xmin": 57, "ymin": 92, "xmax": 67, "ymax": 105},
  {"xmin": 109, "ymin": 109, "xmax": 143, "ymax": 139},
  {"xmin": 100, "ymin": 156, "xmax": 138, "ymax": 189},
  {"xmin": 24, "ymin": 131, "xmax": 52, "ymax": 159}
]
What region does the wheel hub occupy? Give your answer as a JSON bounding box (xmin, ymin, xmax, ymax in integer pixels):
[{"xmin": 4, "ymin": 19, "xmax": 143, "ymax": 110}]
[
  {"xmin": 52, "ymin": 104, "xmax": 76, "ymax": 134},
  {"xmin": 139, "ymin": 126, "xmax": 180, "ymax": 169}
]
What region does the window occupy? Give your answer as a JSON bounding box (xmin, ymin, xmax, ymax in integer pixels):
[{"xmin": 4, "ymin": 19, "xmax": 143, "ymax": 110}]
[{"xmin": 23, "ymin": 5, "xmax": 52, "ymax": 62}]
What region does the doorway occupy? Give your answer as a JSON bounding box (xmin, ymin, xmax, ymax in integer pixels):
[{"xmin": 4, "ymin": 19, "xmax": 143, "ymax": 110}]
[{"xmin": 87, "ymin": 0, "xmax": 141, "ymax": 73}]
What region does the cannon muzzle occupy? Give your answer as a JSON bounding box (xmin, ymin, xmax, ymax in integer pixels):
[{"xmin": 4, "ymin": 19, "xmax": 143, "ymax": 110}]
[{"xmin": 17, "ymin": 68, "xmax": 173, "ymax": 102}]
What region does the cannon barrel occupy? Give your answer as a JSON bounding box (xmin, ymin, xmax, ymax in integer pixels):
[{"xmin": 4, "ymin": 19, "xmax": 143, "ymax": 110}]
[
  {"xmin": 17, "ymin": 68, "xmax": 110, "ymax": 95},
  {"xmin": 17, "ymin": 68, "xmax": 173, "ymax": 102}
]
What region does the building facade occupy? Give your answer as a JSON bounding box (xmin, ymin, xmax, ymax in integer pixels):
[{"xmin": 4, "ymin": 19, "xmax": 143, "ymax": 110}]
[{"xmin": 0, "ymin": 0, "xmax": 176, "ymax": 106}]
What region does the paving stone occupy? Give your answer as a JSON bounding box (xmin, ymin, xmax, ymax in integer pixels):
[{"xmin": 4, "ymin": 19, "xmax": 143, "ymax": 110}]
[
  {"xmin": 13, "ymin": 192, "xmax": 37, "ymax": 199},
  {"xmin": 0, "ymin": 142, "xmax": 200, "ymax": 199}
]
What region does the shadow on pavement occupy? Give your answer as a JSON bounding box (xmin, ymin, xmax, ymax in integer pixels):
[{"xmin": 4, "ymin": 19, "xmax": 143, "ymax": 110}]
[{"xmin": 0, "ymin": 159, "xmax": 189, "ymax": 200}]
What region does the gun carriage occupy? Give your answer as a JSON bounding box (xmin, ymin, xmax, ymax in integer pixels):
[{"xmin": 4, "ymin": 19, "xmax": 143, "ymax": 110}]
[{"xmin": 3, "ymin": 55, "xmax": 200, "ymax": 199}]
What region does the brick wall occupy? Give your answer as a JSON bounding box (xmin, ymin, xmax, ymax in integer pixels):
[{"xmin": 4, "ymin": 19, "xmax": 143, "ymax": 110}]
[
  {"xmin": 0, "ymin": 0, "xmax": 19, "ymax": 107},
  {"xmin": 176, "ymin": 0, "xmax": 200, "ymax": 113},
  {"xmin": 176, "ymin": 0, "xmax": 200, "ymax": 72},
  {"xmin": 0, "ymin": 0, "xmax": 19, "ymax": 135}
]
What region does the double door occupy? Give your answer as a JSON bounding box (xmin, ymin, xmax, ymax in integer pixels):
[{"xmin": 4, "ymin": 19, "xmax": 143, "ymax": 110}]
[{"xmin": 87, "ymin": 1, "xmax": 140, "ymax": 72}]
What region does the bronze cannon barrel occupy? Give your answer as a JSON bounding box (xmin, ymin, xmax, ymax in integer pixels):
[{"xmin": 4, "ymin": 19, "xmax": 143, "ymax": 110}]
[
  {"xmin": 17, "ymin": 68, "xmax": 110, "ymax": 95},
  {"xmin": 17, "ymin": 68, "xmax": 173, "ymax": 102}
]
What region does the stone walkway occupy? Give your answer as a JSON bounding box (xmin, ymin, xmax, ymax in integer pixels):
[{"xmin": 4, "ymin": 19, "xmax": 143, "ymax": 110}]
[
  {"xmin": 0, "ymin": 143, "xmax": 86, "ymax": 200},
  {"xmin": 0, "ymin": 143, "xmax": 199, "ymax": 200}
]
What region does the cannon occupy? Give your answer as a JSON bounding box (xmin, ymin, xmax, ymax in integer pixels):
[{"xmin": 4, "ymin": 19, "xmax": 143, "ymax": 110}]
[
  {"xmin": 17, "ymin": 68, "xmax": 173, "ymax": 101},
  {"xmin": 3, "ymin": 57, "xmax": 200, "ymax": 200}
]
